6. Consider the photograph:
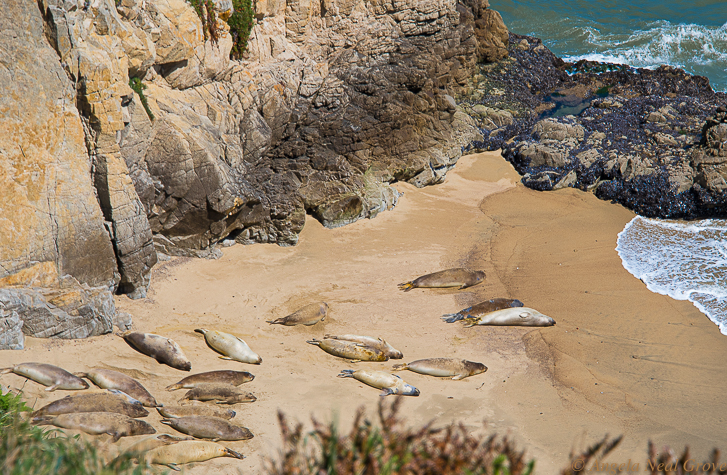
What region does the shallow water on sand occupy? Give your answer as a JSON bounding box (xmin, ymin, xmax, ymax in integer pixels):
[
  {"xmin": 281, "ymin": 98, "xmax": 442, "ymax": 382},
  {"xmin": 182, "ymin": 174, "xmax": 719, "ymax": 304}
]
[
  {"xmin": 496, "ymin": 0, "xmax": 727, "ymax": 91},
  {"xmin": 617, "ymin": 216, "xmax": 727, "ymax": 334}
]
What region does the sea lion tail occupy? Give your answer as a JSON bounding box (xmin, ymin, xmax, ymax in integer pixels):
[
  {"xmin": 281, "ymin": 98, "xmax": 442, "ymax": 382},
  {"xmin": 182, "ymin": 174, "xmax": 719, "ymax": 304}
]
[
  {"xmin": 160, "ymin": 419, "xmax": 173, "ymax": 427},
  {"xmin": 391, "ymin": 364, "xmax": 407, "ymax": 371},
  {"xmin": 31, "ymin": 416, "xmax": 53, "ymax": 425},
  {"xmin": 441, "ymin": 313, "xmax": 463, "ymax": 323},
  {"xmin": 337, "ymin": 370, "xmax": 355, "ymax": 378},
  {"xmin": 224, "ymin": 448, "xmax": 246, "ymax": 459},
  {"xmin": 165, "ymin": 383, "xmax": 182, "ymax": 391},
  {"xmin": 397, "ymin": 281, "xmax": 415, "ymax": 292}
]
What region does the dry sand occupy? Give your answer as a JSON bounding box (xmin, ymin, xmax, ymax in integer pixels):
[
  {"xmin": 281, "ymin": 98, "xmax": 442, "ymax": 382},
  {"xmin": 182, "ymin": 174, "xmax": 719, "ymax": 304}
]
[{"xmin": 2, "ymin": 151, "xmax": 726, "ymax": 473}]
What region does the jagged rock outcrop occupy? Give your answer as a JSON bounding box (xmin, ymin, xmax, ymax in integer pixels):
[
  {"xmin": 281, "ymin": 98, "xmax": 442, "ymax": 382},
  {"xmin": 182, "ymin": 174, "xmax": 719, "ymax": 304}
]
[{"xmin": 463, "ymin": 33, "xmax": 727, "ymax": 218}]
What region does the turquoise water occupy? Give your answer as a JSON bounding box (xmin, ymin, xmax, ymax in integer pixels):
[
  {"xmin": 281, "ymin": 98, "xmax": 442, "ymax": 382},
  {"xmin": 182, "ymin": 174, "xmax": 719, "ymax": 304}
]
[{"xmin": 496, "ymin": 0, "xmax": 727, "ymax": 91}]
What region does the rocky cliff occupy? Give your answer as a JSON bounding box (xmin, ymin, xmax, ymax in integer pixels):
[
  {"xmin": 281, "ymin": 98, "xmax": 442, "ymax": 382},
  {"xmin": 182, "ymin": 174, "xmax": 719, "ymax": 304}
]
[{"xmin": 0, "ymin": 0, "xmax": 508, "ymax": 348}]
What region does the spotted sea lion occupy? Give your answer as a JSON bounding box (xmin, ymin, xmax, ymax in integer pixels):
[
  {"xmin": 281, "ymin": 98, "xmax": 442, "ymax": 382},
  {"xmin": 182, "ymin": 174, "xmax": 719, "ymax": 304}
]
[
  {"xmin": 165, "ymin": 370, "xmax": 255, "ymax": 391},
  {"xmin": 118, "ymin": 331, "xmax": 192, "ymax": 371},
  {"xmin": 157, "ymin": 405, "xmax": 236, "ymax": 420},
  {"xmin": 33, "ymin": 412, "xmax": 156, "ymax": 442},
  {"xmin": 337, "ymin": 369, "xmax": 420, "ymax": 396},
  {"xmin": 31, "ymin": 390, "xmax": 149, "ymax": 418},
  {"xmin": 441, "ymin": 298, "xmax": 525, "ymax": 323},
  {"xmin": 324, "ymin": 334, "xmax": 403, "ymax": 359},
  {"xmin": 267, "ymin": 302, "xmax": 328, "ymax": 326},
  {"xmin": 392, "ymin": 358, "xmax": 487, "ymax": 380},
  {"xmin": 194, "ymin": 329, "xmax": 261, "ymax": 364},
  {"xmin": 0, "ymin": 363, "xmax": 88, "ymax": 391},
  {"xmin": 144, "ymin": 440, "xmax": 244, "ymax": 471},
  {"xmin": 398, "ymin": 268, "xmax": 485, "ymax": 291},
  {"xmin": 161, "ymin": 416, "xmax": 254, "ymax": 441},
  {"xmin": 307, "ymin": 339, "xmax": 388, "ymax": 362},
  {"xmin": 75, "ymin": 368, "xmax": 159, "ymax": 407},
  {"xmin": 179, "ymin": 383, "xmax": 257, "ymax": 405},
  {"xmin": 461, "ymin": 307, "xmax": 556, "ymax": 327}
]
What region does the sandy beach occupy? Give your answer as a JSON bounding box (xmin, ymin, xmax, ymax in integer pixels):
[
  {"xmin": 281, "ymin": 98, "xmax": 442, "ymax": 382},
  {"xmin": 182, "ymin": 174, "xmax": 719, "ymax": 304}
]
[{"xmin": 2, "ymin": 151, "xmax": 726, "ymax": 473}]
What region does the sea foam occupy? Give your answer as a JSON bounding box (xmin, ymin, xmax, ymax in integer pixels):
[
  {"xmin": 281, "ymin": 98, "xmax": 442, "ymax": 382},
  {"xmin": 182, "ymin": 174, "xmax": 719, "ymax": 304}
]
[{"xmin": 616, "ymin": 216, "xmax": 727, "ymax": 335}]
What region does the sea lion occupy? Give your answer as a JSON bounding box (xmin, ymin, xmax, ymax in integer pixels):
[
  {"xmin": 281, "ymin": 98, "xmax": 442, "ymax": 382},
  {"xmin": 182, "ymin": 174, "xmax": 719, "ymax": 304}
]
[
  {"xmin": 157, "ymin": 405, "xmax": 236, "ymax": 420},
  {"xmin": 123, "ymin": 434, "xmax": 194, "ymax": 456},
  {"xmin": 144, "ymin": 440, "xmax": 244, "ymax": 471},
  {"xmin": 75, "ymin": 368, "xmax": 159, "ymax": 407},
  {"xmin": 392, "ymin": 358, "xmax": 488, "ymax": 380},
  {"xmin": 179, "ymin": 383, "xmax": 257, "ymax": 405},
  {"xmin": 194, "ymin": 329, "xmax": 262, "ymax": 364},
  {"xmin": 32, "ymin": 412, "xmax": 156, "ymax": 442},
  {"xmin": 266, "ymin": 302, "xmax": 328, "ymax": 326},
  {"xmin": 441, "ymin": 298, "xmax": 525, "ymax": 323},
  {"xmin": 31, "ymin": 390, "xmax": 149, "ymax": 418},
  {"xmin": 324, "ymin": 334, "xmax": 403, "ymax": 359},
  {"xmin": 0, "ymin": 363, "xmax": 88, "ymax": 391},
  {"xmin": 165, "ymin": 370, "xmax": 255, "ymax": 391},
  {"xmin": 337, "ymin": 369, "xmax": 420, "ymax": 396},
  {"xmin": 161, "ymin": 416, "xmax": 254, "ymax": 441},
  {"xmin": 398, "ymin": 268, "xmax": 485, "ymax": 292},
  {"xmin": 461, "ymin": 307, "xmax": 556, "ymax": 327},
  {"xmin": 307, "ymin": 339, "xmax": 388, "ymax": 362},
  {"xmin": 118, "ymin": 331, "xmax": 192, "ymax": 371}
]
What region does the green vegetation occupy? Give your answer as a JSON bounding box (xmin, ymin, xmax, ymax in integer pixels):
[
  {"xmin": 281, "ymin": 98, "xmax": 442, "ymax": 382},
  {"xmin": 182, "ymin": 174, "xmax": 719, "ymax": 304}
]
[
  {"xmin": 595, "ymin": 84, "xmax": 614, "ymax": 97},
  {"xmin": 228, "ymin": 0, "xmax": 255, "ymax": 60},
  {"xmin": 188, "ymin": 0, "xmax": 220, "ymax": 44},
  {"xmin": 0, "ymin": 391, "xmax": 151, "ymax": 474},
  {"xmin": 129, "ymin": 77, "xmax": 154, "ymax": 122}
]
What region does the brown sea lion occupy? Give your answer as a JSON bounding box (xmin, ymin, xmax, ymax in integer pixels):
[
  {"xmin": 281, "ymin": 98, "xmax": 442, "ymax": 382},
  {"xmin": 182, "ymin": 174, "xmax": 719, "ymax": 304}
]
[
  {"xmin": 461, "ymin": 307, "xmax": 556, "ymax": 327},
  {"xmin": 179, "ymin": 383, "xmax": 257, "ymax": 405},
  {"xmin": 0, "ymin": 363, "xmax": 88, "ymax": 391},
  {"xmin": 194, "ymin": 329, "xmax": 262, "ymax": 364},
  {"xmin": 392, "ymin": 358, "xmax": 488, "ymax": 380},
  {"xmin": 123, "ymin": 434, "xmax": 194, "ymax": 456},
  {"xmin": 161, "ymin": 416, "xmax": 254, "ymax": 441},
  {"xmin": 324, "ymin": 334, "xmax": 403, "ymax": 359},
  {"xmin": 441, "ymin": 298, "xmax": 524, "ymax": 323},
  {"xmin": 31, "ymin": 390, "xmax": 149, "ymax": 418},
  {"xmin": 165, "ymin": 370, "xmax": 254, "ymax": 391},
  {"xmin": 157, "ymin": 405, "xmax": 236, "ymax": 420},
  {"xmin": 144, "ymin": 440, "xmax": 244, "ymax": 470},
  {"xmin": 337, "ymin": 369, "xmax": 420, "ymax": 396},
  {"xmin": 118, "ymin": 331, "xmax": 192, "ymax": 371},
  {"xmin": 267, "ymin": 302, "xmax": 328, "ymax": 326},
  {"xmin": 398, "ymin": 268, "xmax": 485, "ymax": 291},
  {"xmin": 75, "ymin": 368, "xmax": 159, "ymax": 407},
  {"xmin": 32, "ymin": 412, "xmax": 156, "ymax": 442},
  {"xmin": 307, "ymin": 338, "xmax": 388, "ymax": 362}
]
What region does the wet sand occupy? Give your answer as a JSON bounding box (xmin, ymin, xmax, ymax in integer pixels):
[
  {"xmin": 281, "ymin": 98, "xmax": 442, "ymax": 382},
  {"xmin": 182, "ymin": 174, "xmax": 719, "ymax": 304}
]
[{"xmin": 1, "ymin": 151, "xmax": 726, "ymax": 473}]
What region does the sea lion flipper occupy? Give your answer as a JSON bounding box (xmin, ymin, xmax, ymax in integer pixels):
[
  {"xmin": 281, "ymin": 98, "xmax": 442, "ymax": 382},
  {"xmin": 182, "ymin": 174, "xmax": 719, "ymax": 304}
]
[
  {"xmin": 224, "ymin": 448, "xmax": 245, "ymax": 459},
  {"xmin": 73, "ymin": 372, "xmax": 88, "ymax": 378},
  {"xmin": 441, "ymin": 313, "xmax": 462, "ymax": 323},
  {"xmin": 379, "ymin": 388, "xmax": 394, "ymax": 397},
  {"xmin": 111, "ymin": 432, "xmax": 122, "ymax": 443},
  {"xmin": 306, "ymin": 340, "xmax": 321, "ymax": 346},
  {"xmin": 337, "ymin": 370, "xmax": 355, "ymax": 378},
  {"xmin": 348, "ymin": 359, "xmax": 361, "ymax": 363},
  {"xmin": 0, "ymin": 367, "xmax": 13, "ymax": 375},
  {"xmin": 45, "ymin": 384, "xmax": 59, "ymax": 392},
  {"xmin": 218, "ymin": 356, "xmax": 233, "ymax": 360},
  {"xmin": 266, "ymin": 320, "xmax": 281, "ymax": 325},
  {"xmin": 165, "ymin": 464, "xmax": 181, "ymax": 471},
  {"xmin": 451, "ymin": 375, "xmax": 465, "ymax": 381},
  {"xmin": 397, "ymin": 281, "xmax": 414, "ymax": 292},
  {"xmin": 391, "ymin": 364, "xmax": 407, "ymax": 371}
]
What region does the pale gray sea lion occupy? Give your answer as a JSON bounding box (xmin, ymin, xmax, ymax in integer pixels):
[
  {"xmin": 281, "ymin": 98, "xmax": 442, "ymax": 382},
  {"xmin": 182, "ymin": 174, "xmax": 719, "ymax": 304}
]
[
  {"xmin": 267, "ymin": 302, "xmax": 329, "ymax": 326},
  {"xmin": 0, "ymin": 363, "xmax": 88, "ymax": 391},
  {"xmin": 398, "ymin": 268, "xmax": 485, "ymax": 291},
  {"xmin": 392, "ymin": 358, "xmax": 488, "ymax": 380},
  {"xmin": 307, "ymin": 339, "xmax": 388, "ymax": 362},
  {"xmin": 144, "ymin": 440, "xmax": 244, "ymax": 471},
  {"xmin": 157, "ymin": 405, "xmax": 236, "ymax": 420},
  {"xmin": 461, "ymin": 307, "xmax": 556, "ymax": 327},
  {"xmin": 441, "ymin": 298, "xmax": 525, "ymax": 323},
  {"xmin": 123, "ymin": 434, "xmax": 194, "ymax": 456},
  {"xmin": 161, "ymin": 416, "xmax": 254, "ymax": 441},
  {"xmin": 76, "ymin": 368, "xmax": 159, "ymax": 407},
  {"xmin": 165, "ymin": 370, "xmax": 255, "ymax": 391},
  {"xmin": 31, "ymin": 391, "xmax": 149, "ymax": 418},
  {"xmin": 338, "ymin": 369, "xmax": 420, "ymax": 396},
  {"xmin": 179, "ymin": 383, "xmax": 257, "ymax": 405},
  {"xmin": 194, "ymin": 329, "xmax": 262, "ymax": 364},
  {"xmin": 33, "ymin": 412, "xmax": 156, "ymax": 442},
  {"xmin": 118, "ymin": 331, "xmax": 192, "ymax": 371},
  {"xmin": 324, "ymin": 334, "xmax": 403, "ymax": 359}
]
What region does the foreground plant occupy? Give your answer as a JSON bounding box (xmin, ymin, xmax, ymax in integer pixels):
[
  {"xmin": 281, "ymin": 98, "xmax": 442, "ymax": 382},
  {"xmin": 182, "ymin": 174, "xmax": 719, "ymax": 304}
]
[{"xmin": 267, "ymin": 397, "xmax": 534, "ymax": 475}]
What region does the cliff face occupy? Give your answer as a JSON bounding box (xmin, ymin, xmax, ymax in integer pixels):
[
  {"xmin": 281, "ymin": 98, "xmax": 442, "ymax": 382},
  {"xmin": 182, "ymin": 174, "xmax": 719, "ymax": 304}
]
[{"xmin": 0, "ymin": 0, "xmax": 508, "ymax": 348}]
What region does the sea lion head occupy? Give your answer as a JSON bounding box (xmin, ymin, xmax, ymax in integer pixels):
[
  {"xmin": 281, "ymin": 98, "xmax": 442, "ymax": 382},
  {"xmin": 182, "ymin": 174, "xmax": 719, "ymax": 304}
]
[
  {"xmin": 401, "ymin": 383, "xmax": 420, "ymax": 396},
  {"xmin": 519, "ymin": 310, "xmax": 556, "ymax": 326},
  {"xmin": 129, "ymin": 419, "xmax": 157, "ymax": 437},
  {"xmin": 464, "ymin": 361, "xmax": 488, "ymax": 376}
]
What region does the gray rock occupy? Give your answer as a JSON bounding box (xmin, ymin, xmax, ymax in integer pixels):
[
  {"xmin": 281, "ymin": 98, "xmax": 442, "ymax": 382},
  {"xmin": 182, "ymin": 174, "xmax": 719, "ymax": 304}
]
[{"xmin": 0, "ymin": 310, "xmax": 24, "ymax": 351}]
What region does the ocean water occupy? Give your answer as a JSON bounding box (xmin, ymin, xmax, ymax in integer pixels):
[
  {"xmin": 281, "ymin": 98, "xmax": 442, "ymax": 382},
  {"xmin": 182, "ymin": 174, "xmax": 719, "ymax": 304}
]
[
  {"xmin": 616, "ymin": 217, "xmax": 727, "ymax": 335},
  {"xmin": 496, "ymin": 0, "xmax": 727, "ymax": 91}
]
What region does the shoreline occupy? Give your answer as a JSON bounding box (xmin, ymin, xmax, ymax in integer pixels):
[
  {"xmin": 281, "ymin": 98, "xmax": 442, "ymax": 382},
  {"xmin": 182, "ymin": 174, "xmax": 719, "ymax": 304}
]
[{"xmin": 1, "ymin": 151, "xmax": 726, "ymax": 472}]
